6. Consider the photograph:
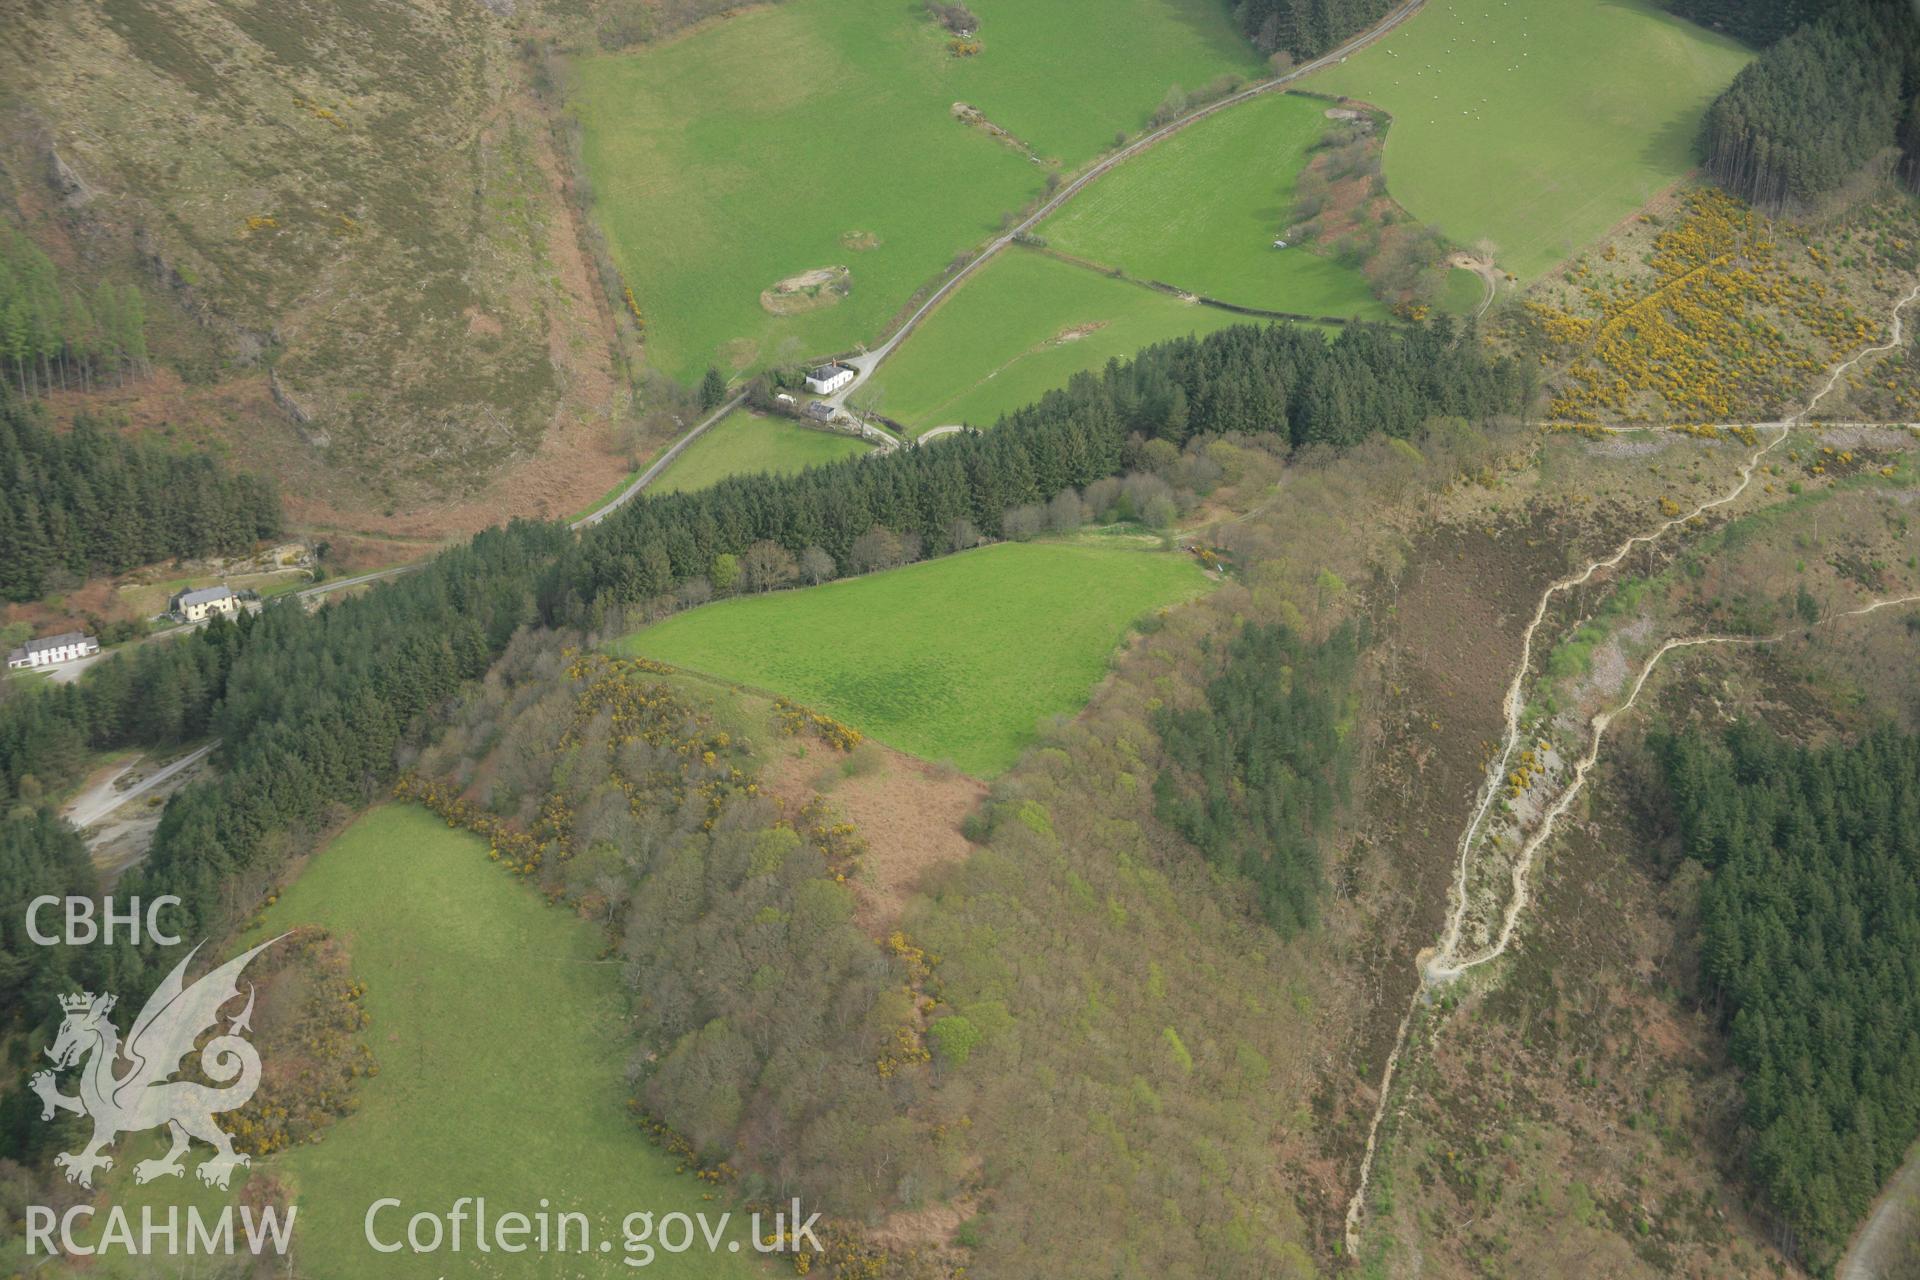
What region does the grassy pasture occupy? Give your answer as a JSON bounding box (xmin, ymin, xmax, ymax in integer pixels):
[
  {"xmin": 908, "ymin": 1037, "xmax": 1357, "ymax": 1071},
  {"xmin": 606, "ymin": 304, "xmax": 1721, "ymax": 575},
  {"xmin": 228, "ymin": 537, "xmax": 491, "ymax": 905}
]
[
  {"xmin": 1304, "ymin": 0, "xmax": 1750, "ymax": 279},
  {"xmin": 570, "ymin": 0, "xmax": 1262, "ymax": 382},
  {"xmin": 1037, "ymin": 92, "xmax": 1386, "ymax": 318},
  {"xmin": 1440, "ymin": 266, "xmax": 1487, "ymax": 315},
  {"xmin": 656, "ymin": 408, "xmax": 874, "ymax": 494},
  {"xmin": 257, "ymin": 805, "xmax": 757, "ymax": 1275},
  {"xmin": 617, "ymin": 541, "xmax": 1210, "ymax": 775},
  {"xmin": 7, "ymin": 806, "xmax": 756, "ymax": 1278},
  {"xmin": 875, "ymin": 248, "xmax": 1280, "ymax": 432}
]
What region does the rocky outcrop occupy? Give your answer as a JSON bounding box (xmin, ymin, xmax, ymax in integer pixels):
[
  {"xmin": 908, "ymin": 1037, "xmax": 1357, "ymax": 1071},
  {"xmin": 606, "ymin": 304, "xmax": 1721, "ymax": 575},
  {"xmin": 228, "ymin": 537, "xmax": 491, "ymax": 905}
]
[{"xmin": 46, "ymin": 144, "xmax": 92, "ymax": 205}]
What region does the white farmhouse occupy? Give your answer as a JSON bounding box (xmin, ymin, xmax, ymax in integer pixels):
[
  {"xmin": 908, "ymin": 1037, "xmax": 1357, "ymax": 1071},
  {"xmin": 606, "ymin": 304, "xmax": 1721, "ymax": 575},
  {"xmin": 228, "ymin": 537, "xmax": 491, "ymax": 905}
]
[
  {"xmin": 804, "ymin": 363, "xmax": 854, "ymax": 395},
  {"xmin": 171, "ymin": 585, "xmax": 240, "ymax": 622},
  {"xmin": 6, "ymin": 631, "xmax": 100, "ymax": 670}
]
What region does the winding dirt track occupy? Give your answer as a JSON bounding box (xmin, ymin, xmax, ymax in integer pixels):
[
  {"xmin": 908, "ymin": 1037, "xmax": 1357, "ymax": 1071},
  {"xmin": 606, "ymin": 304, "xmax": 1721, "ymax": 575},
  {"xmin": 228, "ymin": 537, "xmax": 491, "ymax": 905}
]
[
  {"xmin": 63, "ymin": 743, "xmax": 217, "ymax": 832},
  {"xmin": 1841, "ymin": 1135, "xmax": 1920, "ymax": 1280},
  {"xmin": 1342, "ymin": 283, "xmax": 1920, "ymax": 1257}
]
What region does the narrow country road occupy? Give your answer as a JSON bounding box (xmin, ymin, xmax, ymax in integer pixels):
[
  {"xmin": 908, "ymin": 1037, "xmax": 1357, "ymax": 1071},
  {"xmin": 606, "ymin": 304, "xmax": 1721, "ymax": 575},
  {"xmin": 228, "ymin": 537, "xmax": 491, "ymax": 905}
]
[
  {"xmin": 297, "ymin": 565, "xmax": 418, "ymax": 598},
  {"xmin": 572, "ymin": 392, "xmax": 748, "ymax": 528},
  {"xmin": 252, "ymin": 393, "xmax": 747, "ymax": 605},
  {"xmin": 251, "ymin": 0, "xmax": 1428, "ymax": 566},
  {"xmin": 824, "ymin": 0, "xmax": 1429, "ymax": 408}
]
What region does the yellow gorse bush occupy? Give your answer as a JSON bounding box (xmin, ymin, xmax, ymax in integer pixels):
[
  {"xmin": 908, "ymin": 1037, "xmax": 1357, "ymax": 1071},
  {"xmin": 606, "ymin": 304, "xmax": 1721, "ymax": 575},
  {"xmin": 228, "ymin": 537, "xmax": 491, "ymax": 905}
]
[
  {"xmin": 1529, "ymin": 189, "xmax": 1873, "ymax": 422},
  {"xmin": 773, "ymin": 696, "xmax": 862, "ymax": 752}
]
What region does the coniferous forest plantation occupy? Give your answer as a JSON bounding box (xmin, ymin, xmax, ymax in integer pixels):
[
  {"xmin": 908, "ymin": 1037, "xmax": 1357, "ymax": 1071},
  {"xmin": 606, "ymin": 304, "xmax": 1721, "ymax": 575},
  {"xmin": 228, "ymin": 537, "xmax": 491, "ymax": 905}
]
[
  {"xmin": 1, "ymin": 397, "xmax": 282, "ymax": 601},
  {"xmin": 4, "ymin": 0, "xmax": 1920, "ymax": 1277},
  {"xmin": 1692, "ymin": 0, "xmax": 1920, "ymax": 207},
  {"xmin": 1658, "ymin": 726, "xmax": 1920, "ymax": 1266}
]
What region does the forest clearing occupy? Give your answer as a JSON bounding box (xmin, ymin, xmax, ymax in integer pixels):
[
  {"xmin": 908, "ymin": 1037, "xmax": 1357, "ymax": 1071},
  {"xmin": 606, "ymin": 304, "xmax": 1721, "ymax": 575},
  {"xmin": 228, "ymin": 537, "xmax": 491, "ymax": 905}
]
[
  {"xmin": 618, "ymin": 540, "xmax": 1210, "ymax": 775},
  {"xmin": 0, "ymin": 804, "xmax": 759, "ymax": 1278}
]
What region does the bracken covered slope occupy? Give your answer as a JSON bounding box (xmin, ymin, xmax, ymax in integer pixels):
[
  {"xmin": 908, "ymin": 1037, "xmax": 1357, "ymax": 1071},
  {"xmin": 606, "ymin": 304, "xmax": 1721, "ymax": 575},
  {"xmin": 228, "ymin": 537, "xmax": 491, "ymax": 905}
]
[{"xmin": 0, "ymin": 0, "xmax": 624, "ymax": 523}]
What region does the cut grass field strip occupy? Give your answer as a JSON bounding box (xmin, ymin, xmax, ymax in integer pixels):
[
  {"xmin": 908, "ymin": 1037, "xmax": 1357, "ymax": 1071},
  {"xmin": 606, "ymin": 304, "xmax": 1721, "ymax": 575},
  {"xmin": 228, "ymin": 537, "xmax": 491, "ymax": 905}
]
[
  {"xmin": 655, "ymin": 408, "xmax": 875, "ymax": 494},
  {"xmin": 617, "ymin": 541, "xmax": 1211, "ymax": 775},
  {"xmin": 1304, "ymin": 0, "xmax": 1751, "ymax": 280},
  {"xmin": 1037, "ymin": 91, "xmax": 1386, "ymax": 319},
  {"xmin": 875, "ymin": 247, "xmax": 1296, "ymax": 432},
  {"xmin": 570, "ymin": 0, "xmax": 1262, "ymax": 382}
]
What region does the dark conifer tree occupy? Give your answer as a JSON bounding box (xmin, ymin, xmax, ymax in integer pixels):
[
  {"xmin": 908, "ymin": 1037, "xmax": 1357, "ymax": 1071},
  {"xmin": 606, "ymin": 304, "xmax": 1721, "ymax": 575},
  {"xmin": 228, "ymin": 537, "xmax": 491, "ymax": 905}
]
[{"xmin": 0, "ymin": 388, "xmax": 282, "ymax": 600}]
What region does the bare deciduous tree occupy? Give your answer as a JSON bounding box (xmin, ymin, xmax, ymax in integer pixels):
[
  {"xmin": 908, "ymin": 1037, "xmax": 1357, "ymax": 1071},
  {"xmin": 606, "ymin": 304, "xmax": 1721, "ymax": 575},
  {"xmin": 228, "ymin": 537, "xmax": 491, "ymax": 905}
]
[
  {"xmin": 741, "ymin": 539, "xmax": 798, "ymax": 592},
  {"xmin": 799, "ymin": 546, "xmax": 837, "ymax": 585}
]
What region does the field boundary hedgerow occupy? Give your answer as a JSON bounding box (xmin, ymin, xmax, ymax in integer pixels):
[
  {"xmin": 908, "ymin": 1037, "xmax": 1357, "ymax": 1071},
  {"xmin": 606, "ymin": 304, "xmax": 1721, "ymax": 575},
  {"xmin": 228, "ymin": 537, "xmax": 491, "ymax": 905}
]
[{"xmin": 817, "ymin": 0, "xmax": 1425, "ymax": 394}]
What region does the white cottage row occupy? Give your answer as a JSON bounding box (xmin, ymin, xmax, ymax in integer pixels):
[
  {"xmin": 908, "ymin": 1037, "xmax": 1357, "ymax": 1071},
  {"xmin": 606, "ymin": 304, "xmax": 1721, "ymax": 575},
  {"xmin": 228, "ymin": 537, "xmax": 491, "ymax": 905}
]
[{"xmin": 6, "ymin": 631, "xmax": 99, "ymax": 670}]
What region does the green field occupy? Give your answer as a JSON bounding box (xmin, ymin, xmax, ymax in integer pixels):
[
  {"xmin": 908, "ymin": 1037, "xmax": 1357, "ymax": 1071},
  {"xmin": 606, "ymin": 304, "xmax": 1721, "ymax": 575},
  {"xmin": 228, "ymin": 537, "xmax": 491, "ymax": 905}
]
[
  {"xmin": 618, "ymin": 542, "xmax": 1209, "ymax": 775},
  {"xmin": 271, "ymin": 806, "xmax": 757, "ymax": 1276},
  {"xmin": 875, "ymin": 247, "xmax": 1289, "ymax": 432},
  {"xmin": 1037, "ymin": 91, "xmax": 1387, "ymax": 318},
  {"xmin": 8, "ymin": 805, "xmax": 758, "ymax": 1278},
  {"xmin": 657, "ymin": 408, "xmax": 874, "ymax": 494},
  {"xmin": 1305, "ymin": 0, "xmax": 1750, "ymax": 279},
  {"xmin": 1440, "ymin": 265, "xmax": 1487, "ymax": 315},
  {"xmin": 570, "ymin": 0, "xmax": 1262, "ymax": 382}
]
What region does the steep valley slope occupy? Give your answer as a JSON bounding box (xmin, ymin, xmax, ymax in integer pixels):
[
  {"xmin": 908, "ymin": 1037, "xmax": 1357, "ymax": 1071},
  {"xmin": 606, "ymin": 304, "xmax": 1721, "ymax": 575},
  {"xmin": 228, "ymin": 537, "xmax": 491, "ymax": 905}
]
[{"xmin": 1, "ymin": 0, "xmax": 628, "ymax": 541}]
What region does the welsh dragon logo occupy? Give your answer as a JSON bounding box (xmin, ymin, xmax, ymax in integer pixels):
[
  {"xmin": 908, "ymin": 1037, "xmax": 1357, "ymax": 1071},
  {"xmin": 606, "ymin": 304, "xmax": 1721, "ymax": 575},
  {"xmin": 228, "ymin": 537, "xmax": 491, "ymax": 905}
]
[{"xmin": 31, "ymin": 936, "xmax": 283, "ymax": 1191}]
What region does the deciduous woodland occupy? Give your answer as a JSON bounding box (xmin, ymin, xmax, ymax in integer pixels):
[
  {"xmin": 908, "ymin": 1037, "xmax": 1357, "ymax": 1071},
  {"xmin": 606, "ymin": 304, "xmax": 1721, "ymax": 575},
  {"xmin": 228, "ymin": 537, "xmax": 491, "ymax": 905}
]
[
  {"xmin": 47, "ymin": 318, "xmax": 1505, "ymax": 912},
  {"xmin": 0, "ymin": 316, "xmax": 1514, "ymax": 1219},
  {"xmin": 400, "ymin": 642, "xmax": 935, "ymax": 1221}
]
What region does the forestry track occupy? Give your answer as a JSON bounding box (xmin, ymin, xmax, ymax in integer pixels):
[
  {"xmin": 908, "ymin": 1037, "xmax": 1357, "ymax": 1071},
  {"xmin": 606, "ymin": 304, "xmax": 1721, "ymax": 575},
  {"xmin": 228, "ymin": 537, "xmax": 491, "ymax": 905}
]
[{"xmin": 1342, "ymin": 282, "xmax": 1920, "ymax": 1256}]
